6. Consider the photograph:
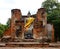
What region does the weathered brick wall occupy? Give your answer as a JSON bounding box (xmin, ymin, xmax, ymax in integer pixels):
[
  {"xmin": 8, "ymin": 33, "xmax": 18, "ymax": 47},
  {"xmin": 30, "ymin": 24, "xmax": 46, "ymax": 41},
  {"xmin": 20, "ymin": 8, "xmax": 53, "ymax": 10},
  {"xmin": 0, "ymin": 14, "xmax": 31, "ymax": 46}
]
[
  {"xmin": 3, "ymin": 8, "xmax": 54, "ymax": 42},
  {"xmin": 33, "ymin": 8, "xmax": 47, "ymax": 39},
  {"xmin": 11, "ymin": 9, "xmax": 22, "ymax": 38},
  {"xmin": 3, "ymin": 28, "xmax": 11, "ymax": 36},
  {"xmin": 52, "ymin": 24, "xmax": 54, "ymax": 42}
]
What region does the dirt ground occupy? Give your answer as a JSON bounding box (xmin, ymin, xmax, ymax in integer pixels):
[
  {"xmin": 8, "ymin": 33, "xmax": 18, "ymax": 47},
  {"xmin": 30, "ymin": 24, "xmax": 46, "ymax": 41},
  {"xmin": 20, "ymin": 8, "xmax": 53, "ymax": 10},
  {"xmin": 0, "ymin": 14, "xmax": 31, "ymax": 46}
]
[{"xmin": 0, "ymin": 47, "xmax": 60, "ymax": 49}]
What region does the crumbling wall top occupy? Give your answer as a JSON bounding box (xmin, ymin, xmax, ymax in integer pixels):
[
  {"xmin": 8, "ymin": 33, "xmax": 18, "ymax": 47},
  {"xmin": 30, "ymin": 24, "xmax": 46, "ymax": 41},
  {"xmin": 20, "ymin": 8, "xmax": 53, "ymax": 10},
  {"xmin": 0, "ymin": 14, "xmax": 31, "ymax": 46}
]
[
  {"xmin": 11, "ymin": 9, "xmax": 21, "ymax": 14},
  {"xmin": 38, "ymin": 8, "xmax": 46, "ymax": 12}
]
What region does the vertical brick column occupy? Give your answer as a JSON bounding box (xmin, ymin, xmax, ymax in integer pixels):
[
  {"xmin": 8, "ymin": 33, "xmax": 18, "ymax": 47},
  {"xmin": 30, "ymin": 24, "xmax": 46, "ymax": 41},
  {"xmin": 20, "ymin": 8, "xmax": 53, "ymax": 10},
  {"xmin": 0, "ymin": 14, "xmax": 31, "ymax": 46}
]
[
  {"xmin": 52, "ymin": 24, "xmax": 54, "ymax": 42},
  {"xmin": 11, "ymin": 9, "xmax": 22, "ymax": 38},
  {"xmin": 33, "ymin": 8, "xmax": 47, "ymax": 39}
]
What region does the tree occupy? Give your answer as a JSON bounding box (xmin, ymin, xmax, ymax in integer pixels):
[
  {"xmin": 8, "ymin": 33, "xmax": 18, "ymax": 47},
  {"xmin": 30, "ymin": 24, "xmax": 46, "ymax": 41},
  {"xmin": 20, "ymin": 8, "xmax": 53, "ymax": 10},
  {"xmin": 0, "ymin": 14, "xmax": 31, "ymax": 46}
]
[
  {"xmin": 0, "ymin": 23, "xmax": 7, "ymax": 38},
  {"xmin": 0, "ymin": 18, "xmax": 11, "ymax": 38},
  {"xmin": 42, "ymin": 0, "xmax": 60, "ymax": 22},
  {"xmin": 42, "ymin": 0, "xmax": 60, "ymax": 41},
  {"xmin": 6, "ymin": 18, "xmax": 11, "ymax": 28}
]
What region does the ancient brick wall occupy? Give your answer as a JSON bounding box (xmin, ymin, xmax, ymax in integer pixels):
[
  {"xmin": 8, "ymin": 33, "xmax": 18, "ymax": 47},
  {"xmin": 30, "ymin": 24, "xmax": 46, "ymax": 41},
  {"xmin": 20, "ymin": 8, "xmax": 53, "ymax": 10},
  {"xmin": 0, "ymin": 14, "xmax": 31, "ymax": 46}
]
[
  {"xmin": 33, "ymin": 8, "xmax": 47, "ymax": 39},
  {"xmin": 11, "ymin": 9, "xmax": 22, "ymax": 38},
  {"xmin": 52, "ymin": 24, "xmax": 54, "ymax": 42},
  {"xmin": 3, "ymin": 8, "xmax": 54, "ymax": 42},
  {"xmin": 3, "ymin": 28, "xmax": 11, "ymax": 36}
]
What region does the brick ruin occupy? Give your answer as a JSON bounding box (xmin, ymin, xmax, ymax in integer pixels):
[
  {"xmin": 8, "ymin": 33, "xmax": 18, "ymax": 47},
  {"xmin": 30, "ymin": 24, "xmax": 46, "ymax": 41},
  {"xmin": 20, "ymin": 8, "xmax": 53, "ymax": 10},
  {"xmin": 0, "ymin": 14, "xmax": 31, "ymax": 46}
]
[{"xmin": 3, "ymin": 8, "xmax": 54, "ymax": 42}]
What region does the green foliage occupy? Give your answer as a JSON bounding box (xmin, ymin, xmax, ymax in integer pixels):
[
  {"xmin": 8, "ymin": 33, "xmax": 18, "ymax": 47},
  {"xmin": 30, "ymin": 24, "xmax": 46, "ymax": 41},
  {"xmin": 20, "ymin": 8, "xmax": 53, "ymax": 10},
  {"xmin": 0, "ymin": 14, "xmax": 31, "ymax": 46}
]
[
  {"xmin": 0, "ymin": 18, "xmax": 11, "ymax": 38},
  {"xmin": 6, "ymin": 18, "xmax": 11, "ymax": 28},
  {"xmin": 0, "ymin": 23, "xmax": 7, "ymax": 38},
  {"xmin": 52, "ymin": 20, "xmax": 60, "ymax": 41},
  {"xmin": 42, "ymin": 0, "xmax": 60, "ymax": 41},
  {"xmin": 0, "ymin": 30, "xmax": 3, "ymax": 38}
]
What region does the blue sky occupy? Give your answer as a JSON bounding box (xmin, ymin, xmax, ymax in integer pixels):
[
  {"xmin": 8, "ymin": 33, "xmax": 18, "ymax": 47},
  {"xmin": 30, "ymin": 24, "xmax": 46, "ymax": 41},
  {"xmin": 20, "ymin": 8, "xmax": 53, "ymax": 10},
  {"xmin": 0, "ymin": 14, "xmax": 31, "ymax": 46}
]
[{"xmin": 0, "ymin": 0, "xmax": 60, "ymax": 24}]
